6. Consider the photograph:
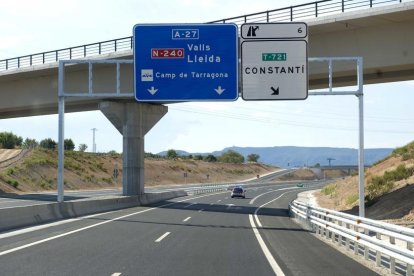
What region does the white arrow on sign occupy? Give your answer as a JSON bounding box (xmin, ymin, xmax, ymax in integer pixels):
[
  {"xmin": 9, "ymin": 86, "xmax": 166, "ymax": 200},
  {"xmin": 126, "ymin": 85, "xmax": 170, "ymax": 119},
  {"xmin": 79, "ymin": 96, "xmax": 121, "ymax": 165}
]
[
  {"xmin": 214, "ymin": 86, "xmax": 225, "ymax": 95},
  {"xmin": 147, "ymin": 86, "xmax": 158, "ymax": 95}
]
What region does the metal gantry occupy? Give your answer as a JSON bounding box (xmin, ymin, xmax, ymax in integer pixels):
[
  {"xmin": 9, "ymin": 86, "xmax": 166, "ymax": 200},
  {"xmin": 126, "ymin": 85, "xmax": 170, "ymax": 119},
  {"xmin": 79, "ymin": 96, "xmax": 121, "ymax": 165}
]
[
  {"xmin": 58, "ymin": 59, "xmax": 134, "ymax": 202},
  {"xmin": 309, "ymin": 56, "xmax": 365, "ymax": 217}
]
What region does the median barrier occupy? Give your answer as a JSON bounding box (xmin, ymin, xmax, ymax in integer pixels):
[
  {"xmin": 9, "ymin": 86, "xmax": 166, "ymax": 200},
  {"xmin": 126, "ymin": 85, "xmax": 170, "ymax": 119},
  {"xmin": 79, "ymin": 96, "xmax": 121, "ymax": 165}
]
[{"xmin": 0, "ymin": 190, "xmax": 187, "ymax": 232}]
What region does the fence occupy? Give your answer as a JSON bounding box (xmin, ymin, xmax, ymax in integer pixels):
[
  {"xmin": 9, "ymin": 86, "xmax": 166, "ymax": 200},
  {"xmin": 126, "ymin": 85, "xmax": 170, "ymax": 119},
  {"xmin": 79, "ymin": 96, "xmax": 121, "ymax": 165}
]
[
  {"xmin": 0, "ymin": 0, "xmax": 409, "ymax": 72},
  {"xmin": 290, "ymin": 200, "xmax": 414, "ymax": 275}
]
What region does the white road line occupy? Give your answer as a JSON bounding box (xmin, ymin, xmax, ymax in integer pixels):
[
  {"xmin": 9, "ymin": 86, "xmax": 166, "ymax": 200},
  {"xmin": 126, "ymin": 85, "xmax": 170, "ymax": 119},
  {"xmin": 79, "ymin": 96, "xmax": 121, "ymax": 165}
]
[
  {"xmin": 0, "ymin": 210, "xmax": 116, "ymax": 239},
  {"xmin": 184, "ymin": 203, "xmax": 196, "ymax": 208},
  {"xmin": 0, "ymin": 191, "xmax": 228, "ymax": 257},
  {"xmin": 249, "ymin": 214, "xmax": 285, "ymax": 276},
  {"xmin": 254, "ymin": 214, "xmax": 263, "ymax": 228},
  {"xmin": 111, "ymin": 273, "xmax": 122, "ymax": 276},
  {"xmin": 217, "ymin": 200, "xmax": 222, "ymax": 202},
  {"xmin": 249, "ymin": 187, "xmax": 296, "ymax": 205},
  {"xmin": 155, "ymin": 232, "xmax": 171, "ymax": 243},
  {"xmin": 253, "ymin": 190, "xmax": 298, "ymax": 228},
  {"xmin": 183, "ymin": 217, "xmax": 191, "ymax": 222},
  {"xmin": 198, "ymin": 209, "xmax": 204, "ymax": 212}
]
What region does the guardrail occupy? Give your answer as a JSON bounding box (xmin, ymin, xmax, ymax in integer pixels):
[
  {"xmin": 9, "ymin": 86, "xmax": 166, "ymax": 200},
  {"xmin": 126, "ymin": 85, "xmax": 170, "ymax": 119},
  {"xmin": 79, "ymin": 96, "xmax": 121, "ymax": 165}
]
[
  {"xmin": 290, "ymin": 200, "xmax": 414, "ymax": 275},
  {"xmin": 185, "ymin": 183, "xmax": 231, "ymax": 195},
  {"xmin": 0, "ymin": 0, "xmax": 408, "ymax": 72}
]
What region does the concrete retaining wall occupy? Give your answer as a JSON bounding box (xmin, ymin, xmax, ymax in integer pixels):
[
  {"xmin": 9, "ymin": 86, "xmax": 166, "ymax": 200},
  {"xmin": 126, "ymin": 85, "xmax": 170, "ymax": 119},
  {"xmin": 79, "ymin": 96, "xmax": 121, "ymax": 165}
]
[{"xmin": 0, "ymin": 191, "xmax": 187, "ymax": 232}]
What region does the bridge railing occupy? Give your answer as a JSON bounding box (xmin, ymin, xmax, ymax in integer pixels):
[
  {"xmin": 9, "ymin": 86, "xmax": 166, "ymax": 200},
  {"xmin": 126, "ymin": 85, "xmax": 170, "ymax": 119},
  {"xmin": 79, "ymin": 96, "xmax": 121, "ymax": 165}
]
[
  {"xmin": 290, "ymin": 200, "xmax": 414, "ymax": 275},
  {"xmin": 0, "ymin": 0, "xmax": 407, "ymax": 72}
]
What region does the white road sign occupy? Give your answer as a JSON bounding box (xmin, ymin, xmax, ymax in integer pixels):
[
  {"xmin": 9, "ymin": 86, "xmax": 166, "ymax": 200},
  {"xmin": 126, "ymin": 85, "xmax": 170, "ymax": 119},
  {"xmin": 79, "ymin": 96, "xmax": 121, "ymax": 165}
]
[
  {"xmin": 241, "ymin": 23, "xmax": 308, "ymax": 101},
  {"xmin": 241, "ymin": 22, "xmax": 307, "ymax": 39}
]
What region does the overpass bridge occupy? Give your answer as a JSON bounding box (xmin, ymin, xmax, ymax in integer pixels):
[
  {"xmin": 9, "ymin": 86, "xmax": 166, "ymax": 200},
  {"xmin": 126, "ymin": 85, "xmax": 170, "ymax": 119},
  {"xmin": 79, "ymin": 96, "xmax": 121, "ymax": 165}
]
[
  {"xmin": 310, "ymin": 164, "xmax": 371, "ymax": 177},
  {"xmin": 1, "ymin": 0, "xmax": 413, "ymax": 196},
  {"xmin": 1, "ymin": 0, "xmax": 414, "ymax": 118}
]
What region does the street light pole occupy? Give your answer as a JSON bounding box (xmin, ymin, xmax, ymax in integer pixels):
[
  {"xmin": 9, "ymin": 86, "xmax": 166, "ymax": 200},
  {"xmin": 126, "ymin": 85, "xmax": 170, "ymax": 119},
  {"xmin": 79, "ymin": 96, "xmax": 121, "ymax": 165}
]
[{"xmin": 91, "ymin": 128, "xmax": 97, "ymax": 153}]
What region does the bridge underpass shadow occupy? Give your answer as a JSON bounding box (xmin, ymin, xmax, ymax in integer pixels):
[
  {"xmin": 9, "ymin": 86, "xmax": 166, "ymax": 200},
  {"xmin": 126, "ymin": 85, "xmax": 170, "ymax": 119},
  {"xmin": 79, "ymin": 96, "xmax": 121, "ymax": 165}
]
[
  {"xmin": 0, "ymin": 193, "xmax": 87, "ymax": 202},
  {"xmin": 83, "ymin": 200, "xmax": 308, "ymax": 233}
]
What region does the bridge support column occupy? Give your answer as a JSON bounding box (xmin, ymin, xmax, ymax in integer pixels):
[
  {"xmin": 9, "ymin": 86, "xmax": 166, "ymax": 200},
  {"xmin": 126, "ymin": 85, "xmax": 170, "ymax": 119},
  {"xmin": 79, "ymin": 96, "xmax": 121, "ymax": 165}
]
[{"xmin": 99, "ymin": 101, "xmax": 168, "ymax": 196}]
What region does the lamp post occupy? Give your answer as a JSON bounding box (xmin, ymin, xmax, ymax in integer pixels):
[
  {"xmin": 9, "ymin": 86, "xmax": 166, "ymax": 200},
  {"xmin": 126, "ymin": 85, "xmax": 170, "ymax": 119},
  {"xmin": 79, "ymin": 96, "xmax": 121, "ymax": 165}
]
[{"xmin": 91, "ymin": 128, "xmax": 97, "ymax": 153}]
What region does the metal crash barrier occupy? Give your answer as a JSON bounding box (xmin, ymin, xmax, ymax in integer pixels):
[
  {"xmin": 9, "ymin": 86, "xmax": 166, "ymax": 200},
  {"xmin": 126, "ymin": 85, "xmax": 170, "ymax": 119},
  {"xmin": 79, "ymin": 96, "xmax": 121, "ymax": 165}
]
[{"xmin": 290, "ymin": 200, "xmax": 414, "ymax": 275}]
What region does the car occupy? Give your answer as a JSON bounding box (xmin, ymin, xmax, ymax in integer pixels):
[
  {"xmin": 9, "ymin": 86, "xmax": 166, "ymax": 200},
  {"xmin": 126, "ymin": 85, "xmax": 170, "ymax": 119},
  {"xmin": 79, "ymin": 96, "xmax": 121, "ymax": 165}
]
[{"xmin": 231, "ymin": 186, "xmax": 246, "ymax": 198}]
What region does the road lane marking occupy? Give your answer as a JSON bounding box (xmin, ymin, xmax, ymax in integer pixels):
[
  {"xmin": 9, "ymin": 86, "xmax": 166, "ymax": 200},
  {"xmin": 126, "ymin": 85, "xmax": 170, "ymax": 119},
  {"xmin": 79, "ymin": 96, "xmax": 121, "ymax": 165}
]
[
  {"xmin": 0, "ymin": 191, "xmax": 228, "ymax": 256},
  {"xmin": 249, "ymin": 214, "xmax": 285, "ymax": 276},
  {"xmin": 111, "ymin": 273, "xmax": 122, "ymax": 276},
  {"xmin": 198, "ymin": 209, "xmax": 204, "ymax": 212},
  {"xmin": 184, "ymin": 202, "xmax": 197, "ymax": 208},
  {"xmin": 249, "ymin": 187, "xmax": 296, "ymax": 205},
  {"xmin": 155, "ymin": 232, "xmax": 171, "ymax": 243},
  {"xmin": 183, "ymin": 217, "xmax": 191, "ymax": 222},
  {"xmin": 253, "ymin": 190, "xmax": 298, "ymax": 228},
  {"xmin": 217, "ymin": 200, "xmax": 222, "ymax": 202},
  {"xmin": 0, "ymin": 210, "xmax": 117, "ymax": 240}
]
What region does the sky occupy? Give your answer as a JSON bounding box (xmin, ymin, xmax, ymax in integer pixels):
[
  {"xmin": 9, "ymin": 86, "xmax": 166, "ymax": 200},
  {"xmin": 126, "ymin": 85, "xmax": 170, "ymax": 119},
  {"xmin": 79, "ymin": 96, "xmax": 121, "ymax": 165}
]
[{"xmin": 0, "ymin": 0, "xmax": 413, "ymax": 154}]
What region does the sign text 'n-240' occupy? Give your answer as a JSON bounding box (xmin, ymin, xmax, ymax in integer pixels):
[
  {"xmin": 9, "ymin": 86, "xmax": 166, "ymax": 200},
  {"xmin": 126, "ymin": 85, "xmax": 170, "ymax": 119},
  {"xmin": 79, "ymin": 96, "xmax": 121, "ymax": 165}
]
[{"xmin": 133, "ymin": 24, "xmax": 238, "ymax": 102}]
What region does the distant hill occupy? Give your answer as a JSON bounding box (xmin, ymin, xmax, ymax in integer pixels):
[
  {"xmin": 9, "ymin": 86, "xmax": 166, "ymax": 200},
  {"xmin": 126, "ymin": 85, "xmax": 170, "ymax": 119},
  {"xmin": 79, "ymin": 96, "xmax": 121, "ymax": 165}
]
[{"xmin": 159, "ymin": 146, "xmax": 393, "ymax": 168}]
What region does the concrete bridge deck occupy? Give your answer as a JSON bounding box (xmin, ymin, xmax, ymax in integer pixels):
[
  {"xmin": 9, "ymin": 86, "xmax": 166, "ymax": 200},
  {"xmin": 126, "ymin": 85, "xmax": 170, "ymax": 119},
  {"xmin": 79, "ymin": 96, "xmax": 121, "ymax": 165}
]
[{"xmin": 0, "ymin": 1, "xmax": 413, "ymax": 119}]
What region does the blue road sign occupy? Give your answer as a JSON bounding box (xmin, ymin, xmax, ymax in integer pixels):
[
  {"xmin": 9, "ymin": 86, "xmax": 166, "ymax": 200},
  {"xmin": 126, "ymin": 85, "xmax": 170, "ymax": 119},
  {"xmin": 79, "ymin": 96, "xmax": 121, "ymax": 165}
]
[{"xmin": 133, "ymin": 24, "xmax": 238, "ymax": 102}]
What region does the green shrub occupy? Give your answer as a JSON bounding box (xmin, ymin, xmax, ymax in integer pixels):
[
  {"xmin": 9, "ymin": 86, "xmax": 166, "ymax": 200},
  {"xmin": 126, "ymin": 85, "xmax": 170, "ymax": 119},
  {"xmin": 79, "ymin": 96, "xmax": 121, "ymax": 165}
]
[
  {"xmin": 345, "ymin": 194, "xmax": 359, "ymax": 206},
  {"xmin": 321, "ymin": 184, "xmax": 336, "ymax": 196},
  {"xmin": 6, "ymin": 179, "xmax": 19, "ymax": 188},
  {"xmin": 365, "ymin": 164, "xmax": 414, "ymax": 204},
  {"xmin": 392, "ymin": 141, "xmax": 414, "ymax": 160}
]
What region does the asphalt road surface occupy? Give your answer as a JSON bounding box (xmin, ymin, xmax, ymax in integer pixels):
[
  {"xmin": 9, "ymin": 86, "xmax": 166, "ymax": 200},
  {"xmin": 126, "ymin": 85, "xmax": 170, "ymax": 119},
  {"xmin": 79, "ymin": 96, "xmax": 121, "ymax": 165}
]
[
  {"xmin": 0, "ymin": 169, "xmax": 296, "ymax": 209},
  {"xmin": 0, "ymin": 182, "xmax": 377, "ymax": 275}
]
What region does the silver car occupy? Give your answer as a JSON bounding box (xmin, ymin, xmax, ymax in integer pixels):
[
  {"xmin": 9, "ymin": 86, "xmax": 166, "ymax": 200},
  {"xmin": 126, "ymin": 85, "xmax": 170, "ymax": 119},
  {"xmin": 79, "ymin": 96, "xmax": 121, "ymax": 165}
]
[{"xmin": 231, "ymin": 186, "xmax": 246, "ymax": 198}]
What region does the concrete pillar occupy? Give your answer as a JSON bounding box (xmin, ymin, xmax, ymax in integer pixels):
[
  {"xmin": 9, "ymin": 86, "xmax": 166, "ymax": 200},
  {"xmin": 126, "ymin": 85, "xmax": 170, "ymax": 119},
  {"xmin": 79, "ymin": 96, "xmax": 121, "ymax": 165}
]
[{"xmin": 99, "ymin": 101, "xmax": 167, "ymax": 195}]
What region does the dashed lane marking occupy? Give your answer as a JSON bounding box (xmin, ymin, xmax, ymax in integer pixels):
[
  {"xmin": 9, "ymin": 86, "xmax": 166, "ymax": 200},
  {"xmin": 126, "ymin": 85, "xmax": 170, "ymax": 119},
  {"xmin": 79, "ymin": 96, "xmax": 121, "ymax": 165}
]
[{"xmin": 155, "ymin": 232, "xmax": 171, "ymax": 243}]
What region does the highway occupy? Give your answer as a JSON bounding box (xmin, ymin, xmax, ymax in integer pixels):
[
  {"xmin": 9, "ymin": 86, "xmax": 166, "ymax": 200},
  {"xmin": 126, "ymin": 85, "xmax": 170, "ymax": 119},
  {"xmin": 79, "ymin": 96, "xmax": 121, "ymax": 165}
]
[
  {"xmin": 0, "ymin": 169, "xmax": 296, "ymax": 209},
  {"xmin": 0, "ymin": 181, "xmax": 377, "ymax": 275}
]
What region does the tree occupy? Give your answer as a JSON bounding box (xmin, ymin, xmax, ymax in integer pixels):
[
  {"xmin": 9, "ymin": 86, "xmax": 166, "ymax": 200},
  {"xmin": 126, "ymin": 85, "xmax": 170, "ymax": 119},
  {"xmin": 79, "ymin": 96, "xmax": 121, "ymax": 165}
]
[
  {"xmin": 0, "ymin": 132, "xmax": 23, "ymax": 149},
  {"xmin": 40, "ymin": 138, "xmax": 57, "ymax": 149},
  {"xmin": 166, "ymin": 149, "xmax": 178, "ymax": 159},
  {"xmin": 64, "ymin": 139, "xmax": 75, "ymax": 151},
  {"xmin": 204, "ymin": 154, "xmax": 217, "ymax": 162},
  {"xmin": 22, "ymin": 138, "xmax": 38, "ymax": 149},
  {"xmin": 194, "ymin": 155, "xmax": 203, "ymax": 160},
  {"xmin": 247, "ymin": 153, "xmax": 260, "ymax": 163},
  {"xmin": 219, "ymin": 150, "xmax": 244, "ymax": 164},
  {"xmin": 78, "ymin": 144, "xmax": 88, "ymax": 152}
]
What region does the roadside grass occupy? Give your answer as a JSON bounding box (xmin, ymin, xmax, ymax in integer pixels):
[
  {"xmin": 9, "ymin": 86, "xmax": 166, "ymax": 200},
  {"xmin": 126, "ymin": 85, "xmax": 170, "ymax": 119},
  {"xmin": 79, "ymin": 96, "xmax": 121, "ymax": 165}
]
[{"xmin": 321, "ymin": 184, "xmax": 336, "ymax": 197}]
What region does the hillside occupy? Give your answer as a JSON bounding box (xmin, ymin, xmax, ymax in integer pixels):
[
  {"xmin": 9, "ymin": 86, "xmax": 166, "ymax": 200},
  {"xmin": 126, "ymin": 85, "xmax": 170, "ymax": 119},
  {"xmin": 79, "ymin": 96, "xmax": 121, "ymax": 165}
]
[
  {"xmin": 316, "ymin": 141, "xmax": 414, "ymax": 224},
  {"xmin": 161, "ymin": 146, "xmax": 393, "ymax": 168},
  {"xmin": 0, "ymin": 149, "xmax": 278, "ymax": 193}
]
